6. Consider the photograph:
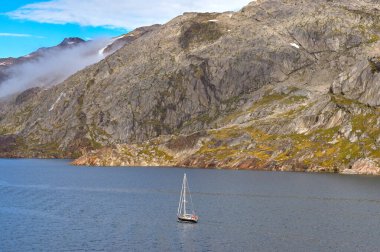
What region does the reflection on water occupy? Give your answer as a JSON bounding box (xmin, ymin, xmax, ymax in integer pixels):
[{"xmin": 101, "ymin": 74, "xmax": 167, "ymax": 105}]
[
  {"xmin": 178, "ymin": 222, "xmax": 198, "ymax": 251},
  {"xmin": 1, "ymin": 159, "xmax": 380, "ymax": 251}
]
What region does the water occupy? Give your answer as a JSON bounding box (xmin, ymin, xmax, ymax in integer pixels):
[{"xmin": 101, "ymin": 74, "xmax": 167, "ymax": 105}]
[{"xmin": 1, "ymin": 159, "xmax": 380, "ymax": 252}]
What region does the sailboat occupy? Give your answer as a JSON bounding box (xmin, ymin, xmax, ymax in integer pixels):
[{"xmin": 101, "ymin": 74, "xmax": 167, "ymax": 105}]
[{"xmin": 177, "ymin": 173, "xmax": 199, "ymax": 223}]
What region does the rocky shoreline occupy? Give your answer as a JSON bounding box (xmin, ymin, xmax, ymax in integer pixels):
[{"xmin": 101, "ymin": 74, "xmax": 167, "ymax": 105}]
[{"xmin": 72, "ymin": 153, "xmax": 380, "ymax": 176}]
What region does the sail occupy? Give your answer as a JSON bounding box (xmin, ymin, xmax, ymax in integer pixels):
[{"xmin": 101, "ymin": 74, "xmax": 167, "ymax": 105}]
[
  {"xmin": 178, "ymin": 173, "xmax": 196, "ymax": 217},
  {"xmin": 177, "ymin": 175, "xmax": 184, "ymax": 215}
]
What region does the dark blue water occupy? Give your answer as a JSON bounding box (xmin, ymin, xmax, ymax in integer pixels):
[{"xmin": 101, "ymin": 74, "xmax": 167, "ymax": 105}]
[{"xmin": 1, "ymin": 159, "xmax": 380, "ymax": 251}]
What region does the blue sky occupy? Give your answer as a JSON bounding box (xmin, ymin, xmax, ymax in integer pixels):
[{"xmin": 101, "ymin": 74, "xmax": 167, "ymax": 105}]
[
  {"xmin": 0, "ymin": 0, "xmax": 126, "ymax": 58},
  {"xmin": 0, "ymin": 0, "xmax": 251, "ymax": 58}
]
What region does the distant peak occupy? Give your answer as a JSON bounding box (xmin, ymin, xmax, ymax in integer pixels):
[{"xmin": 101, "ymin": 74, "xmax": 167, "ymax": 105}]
[{"xmin": 58, "ymin": 37, "xmax": 85, "ymax": 47}]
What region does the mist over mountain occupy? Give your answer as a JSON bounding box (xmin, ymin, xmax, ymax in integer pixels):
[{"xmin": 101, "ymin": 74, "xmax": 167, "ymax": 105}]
[{"xmin": 0, "ymin": 37, "xmax": 122, "ymax": 98}]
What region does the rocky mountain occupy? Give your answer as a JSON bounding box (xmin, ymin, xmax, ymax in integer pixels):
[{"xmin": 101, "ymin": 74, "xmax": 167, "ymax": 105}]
[{"xmin": 1, "ymin": 0, "xmax": 380, "ymax": 175}]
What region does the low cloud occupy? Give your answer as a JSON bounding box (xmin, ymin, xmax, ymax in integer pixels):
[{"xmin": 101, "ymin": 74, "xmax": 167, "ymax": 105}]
[
  {"xmin": 7, "ymin": 0, "xmax": 251, "ymax": 29},
  {"xmin": 0, "ymin": 39, "xmax": 111, "ymax": 98}
]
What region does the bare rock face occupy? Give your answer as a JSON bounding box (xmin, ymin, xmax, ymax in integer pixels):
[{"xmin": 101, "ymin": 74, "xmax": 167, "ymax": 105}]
[
  {"xmin": 343, "ymin": 159, "xmax": 380, "ymax": 175},
  {"xmin": 0, "ymin": 135, "xmax": 19, "ymax": 155},
  {"xmin": 331, "ymin": 60, "xmax": 380, "ymax": 106},
  {"xmin": 2, "ymin": 0, "xmax": 380, "ymax": 174}
]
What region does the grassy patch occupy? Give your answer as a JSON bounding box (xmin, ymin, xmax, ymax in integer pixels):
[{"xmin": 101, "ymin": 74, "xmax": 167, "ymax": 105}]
[
  {"xmin": 282, "ymin": 95, "xmax": 308, "ymax": 104},
  {"xmin": 0, "ymin": 126, "xmax": 12, "ymax": 135},
  {"xmin": 220, "ymin": 93, "xmax": 290, "ymax": 124},
  {"xmin": 137, "ymin": 144, "xmax": 174, "ymax": 162},
  {"xmin": 152, "ymin": 146, "xmax": 174, "ymax": 161},
  {"xmin": 367, "ymin": 34, "xmax": 380, "ymax": 44},
  {"xmin": 87, "ymin": 124, "xmax": 111, "ymax": 149},
  {"xmin": 180, "ymin": 21, "xmax": 223, "ymax": 49},
  {"xmin": 331, "ymin": 94, "xmax": 364, "ymax": 107}
]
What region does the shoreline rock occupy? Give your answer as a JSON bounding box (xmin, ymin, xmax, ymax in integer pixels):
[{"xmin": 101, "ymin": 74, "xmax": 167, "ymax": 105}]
[{"xmin": 342, "ymin": 158, "xmax": 380, "ymax": 175}]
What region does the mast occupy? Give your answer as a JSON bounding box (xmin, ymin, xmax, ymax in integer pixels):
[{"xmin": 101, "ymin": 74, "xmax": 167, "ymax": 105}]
[
  {"xmin": 183, "ymin": 173, "xmax": 187, "ymax": 215},
  {"xmin": 177, "ymin": 176, "xmax": 184, "ymax": 216}
]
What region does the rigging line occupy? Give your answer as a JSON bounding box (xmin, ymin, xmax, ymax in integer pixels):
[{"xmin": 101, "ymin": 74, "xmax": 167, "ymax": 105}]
[{"xmin": 186, "ymin": 176, "xmax": 196, "ymax": 214}]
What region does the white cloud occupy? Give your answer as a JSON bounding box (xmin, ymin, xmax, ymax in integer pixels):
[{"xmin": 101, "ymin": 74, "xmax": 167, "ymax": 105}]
[
  {"xmin": 0, "ymin": 33, "xmax": 30, "ymax": 37},
  {"xmin": 7, "ymin": 0, "xmax": 252, "ymax": 29},
  {"xmin": 0, "ymin": 33, "xmax": 44, "ymax": 38}
]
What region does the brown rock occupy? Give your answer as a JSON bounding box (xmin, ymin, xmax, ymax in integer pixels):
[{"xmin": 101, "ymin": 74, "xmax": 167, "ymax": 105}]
[{"xmin": 342, "ymin": 158, "xmax": 380, "ymax": 175}]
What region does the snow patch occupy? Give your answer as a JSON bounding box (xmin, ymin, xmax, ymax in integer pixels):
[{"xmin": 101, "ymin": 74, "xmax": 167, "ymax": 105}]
[
  {"xmin": 0, "ymin": 62, "xmax": 7, "ymax": 66},
  {"xmin": 98, "ymin": 37, "xmax": 120, "ymax": 55},
  {"xmin": 68, "ymin": 42, "xmax": 75, "ymax": 45},
  {"xmin": 98, "ymin": 34, "xmax": 132, "ymax": 55},
  {"xmin": 49, "ymin": 92, "xmax": 65, "ymax": 111},
  {"xmin": 98, "ymin": 46, "xmax": 107, "ymax": 55},
  {"xmin": 208, "ymin": 19, "xmax": 218, "ymax": 22},
  {"xmin": 290, "ymin": 43, "xmax": 300, "ymax": 49}
]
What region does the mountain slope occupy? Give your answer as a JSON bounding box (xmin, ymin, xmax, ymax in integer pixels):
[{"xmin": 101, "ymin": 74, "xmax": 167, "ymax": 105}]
[{"xmin": 1, "ymin": 0, "xmax": 380, "ymax": 174}]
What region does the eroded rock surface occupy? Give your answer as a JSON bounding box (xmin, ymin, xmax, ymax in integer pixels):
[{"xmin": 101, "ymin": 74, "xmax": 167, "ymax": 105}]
[
  {"xmin": 2, "ymin": 0, "xmax": 380, "ymax": 174},
  {"xmin": 343, "ymin": 158, "xmax": 380, "ymax": 175}
]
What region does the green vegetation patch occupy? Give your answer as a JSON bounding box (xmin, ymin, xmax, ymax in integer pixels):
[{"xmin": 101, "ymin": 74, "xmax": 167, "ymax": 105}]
[
  {"xmin": 221, "ymin": 92, "xmax": 308, "ymax": 124},
  {"xmin": 180, "ymin": 21, "xmax": 223, "ymax": 49},
  {"xmin": 368, "ymin": 57, "xmax": 380, "ymax": 73},
  {"xmin": 0, "ymin": 126, "xmax": 12, "ymax": 135},
  {"xmin": 195, "ymin": 115, "xmax": 379, "ymax": 172},
  {"xmin": 137, "ymin": 144, "xmax": 174, "ymax": 162},
  {"xmin": 367, "ymin": 34, "xmax": 380, "ymax": 44},
  {"xmin": 331, "ymin": 95, "xmax": 364, "ymax": 107},
  {"xmin": 87, "ymin": 124, "xmax": 111, "ymax": 149}
]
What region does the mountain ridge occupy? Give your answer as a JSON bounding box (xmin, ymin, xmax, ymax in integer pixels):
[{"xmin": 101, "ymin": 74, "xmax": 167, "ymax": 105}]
[
  {"xmin": 0, "ymin": 37, "xmax": 85, "ymax": 67},
  {"xmin": 0, "ymin": 37, "xmax": 85, "ymax": 85}
]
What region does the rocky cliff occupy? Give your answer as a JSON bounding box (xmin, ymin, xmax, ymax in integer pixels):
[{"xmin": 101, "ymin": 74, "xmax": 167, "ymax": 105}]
[{"xmin": 2, "ymin": 0, "xmax": 380, "ymax": 174}]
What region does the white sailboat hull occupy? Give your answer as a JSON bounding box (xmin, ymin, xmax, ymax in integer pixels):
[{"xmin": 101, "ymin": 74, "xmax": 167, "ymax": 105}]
[{"xmin": 177, "ymin": 214, "xmax": 198, "ymax": 223}]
